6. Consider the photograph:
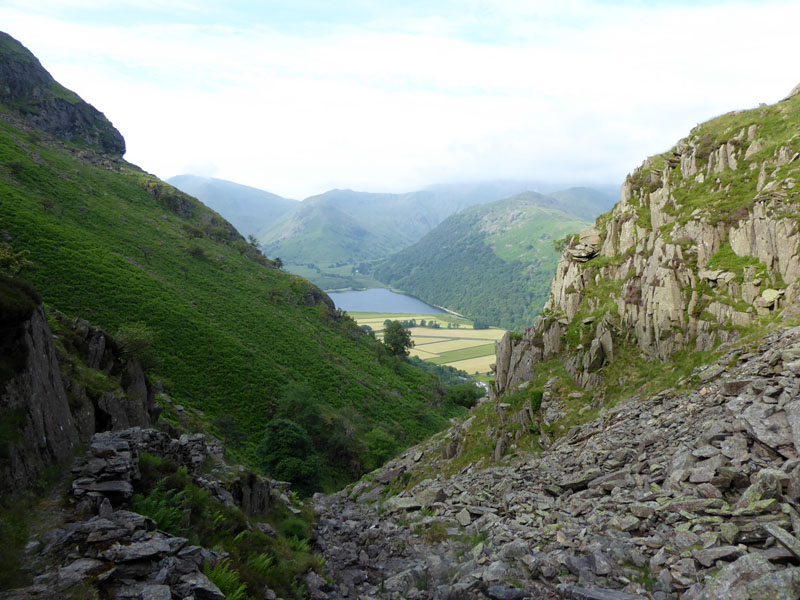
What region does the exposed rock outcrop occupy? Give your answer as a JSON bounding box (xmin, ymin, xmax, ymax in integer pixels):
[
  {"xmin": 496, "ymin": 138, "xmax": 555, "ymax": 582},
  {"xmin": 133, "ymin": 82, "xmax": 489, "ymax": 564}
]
[
  {"xmin": 6, "ymin": 427, "xmax": 289, "ymax": 600},
  {"xmin": 494, "ymin": 90, "xmax": 800, "ymax": 395},
  {"xmin": 0, "ymin": 283, "xmax": 159, "ymax": 497},
  {"xmin": 0, "ymin": 294, "xmax": 80, "ymax": 494},
  {"xmin": 0, "ymin": 32, "xmax": 125, "ymax": 154}
]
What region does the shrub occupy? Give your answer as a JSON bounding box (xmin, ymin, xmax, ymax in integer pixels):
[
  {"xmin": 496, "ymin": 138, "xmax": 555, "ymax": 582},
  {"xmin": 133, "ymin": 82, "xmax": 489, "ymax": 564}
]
[
  {"xmin": 204, "ymin": 559, "xmax": 248, "ymax": 600},
  {"xmin": 363, "ymin": 427, "xmax": 398, "ymax": 472},
  {"xmin": 256, "ymin": 419, "xmax": 321, "ymax": 496},
  {"xmin": 445, "ymin": 382, "xmax": 484, "ymax": 409},
  {"xmin": 130, "ymin": 484, "xmax": 190, "ymax": 535}
]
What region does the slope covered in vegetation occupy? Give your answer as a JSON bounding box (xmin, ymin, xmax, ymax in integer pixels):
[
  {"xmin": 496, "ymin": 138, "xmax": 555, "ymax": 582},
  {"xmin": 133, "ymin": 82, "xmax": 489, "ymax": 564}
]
[
  {"xmin": 0, "ymin": 32, "xmax": 461, "ymax": 491},
  {"xmin": 372, "ymin": 193, "xmax": 592, "ymax": 330}
]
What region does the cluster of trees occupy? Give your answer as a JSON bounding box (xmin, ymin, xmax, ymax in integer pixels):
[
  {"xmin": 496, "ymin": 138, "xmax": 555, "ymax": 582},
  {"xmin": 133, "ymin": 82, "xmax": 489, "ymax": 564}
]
[
  {"xmin": 383, "ymin": 318, "xmax": 444, "ymax": 329},
  {"xmin": 253, "ymin": 383, "xmax": 366, "ymax": 495}
]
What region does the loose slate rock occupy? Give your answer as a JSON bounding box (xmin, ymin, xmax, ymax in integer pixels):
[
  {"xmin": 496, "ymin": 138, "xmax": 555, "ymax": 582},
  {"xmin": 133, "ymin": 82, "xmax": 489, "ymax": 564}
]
[
  {"xmin": 697, "ymin": 553, "xmax": 773, "ymax": 600},
  {"xmin": 762, "ymin": 522, "xmax": 800, "ymax": 559},
  {"xmin": 558, "ymin": 585, "xmax": 648, "ymax": 599},
  {"xmin": 746, "ymin": 568, "xmax": 800, "ymax": 600},
  {"xmin": 487, "ymin": 585, "xmax": 530, "ymax": 600}
]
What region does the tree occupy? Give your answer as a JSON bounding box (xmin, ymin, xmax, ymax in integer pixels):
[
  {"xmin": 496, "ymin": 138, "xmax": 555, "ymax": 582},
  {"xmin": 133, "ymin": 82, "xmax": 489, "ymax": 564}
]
[
  {"xmin": 273, "ymin": 257, "xmax": 283, "ymax": 269},
  {"xmin": 116, "ymin": 322, "xmax": 158, "ymax": 370},
  {"xmin": 383, "ymin": 320, "xmax": 413, "ymax": 356},
  {"xmin": 247, "ymin": 234, "xmax": 260, "ymax": 248}
]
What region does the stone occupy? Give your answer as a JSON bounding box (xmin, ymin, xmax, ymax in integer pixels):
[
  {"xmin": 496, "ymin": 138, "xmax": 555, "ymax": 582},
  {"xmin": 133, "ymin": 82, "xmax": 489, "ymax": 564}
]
[
  {"xmin": 57, "ymin": 558, "xmax": 114, "ymax": 585},
  {"xmin": 733, "ymin": 469, "xmax": 783, "ymax": 511},
  {"xmin": 722, "ymin": 380, "xmax": 754, "ymax": 396},
  {"xmin": 762, "ymin": 522, "xmax": 800, "ymax": 559},
  {"xmin": 697, "ymin": 553, "xmax": 773, "ymax": 600},
  {"xmin": 558, "ymin": 585, "xmax": 648, "ymax": 599},
  {"xmin": 483, "ymin": 561, "xmax": 508, "ymax": 582},
  {"xmin": 177, "ymin": 572, "xmax": 225, "ymax": 600},
  {"xmin": 699, "ymin": 364, "xmax": 725, "ymax": 382},
  {"xmin": 385, "ymin": 496, "xmax": 422, "ymax": 512},
  {"xmin": 140, "ymin": 585, "xmax": 172, "ymax": 600},
  {"xmin": 99, "ymin": 535, "xmax": 173, "ymax": 562},
  {"xmin": 415, "ymin": 485, "xmax": 445, "ymax": 507},
  {"xmin": 375, "ymin": 467, "xmax": 404, "ymax": 484},
  {"xmin": 560, "ymin": 468, "xmax": 602, "ymax": 491},
  {"xmin": 746, "ymin": 568, "xmax": 800, "ymax": 600},
  {"xmin": 456, "ymin": 508, "xmax": 471, "ymax": 527},
  {"xmin": 486, "ymin": 585, "xmax": 530, "ymax": 600},
  {"xmin": 630, "ymin": 503, "xmax": 656, "ymax": 518},
  {"xmin": 693, "ymin": 545, "xmax": 744, "ymax": 567},
  {"xmin": 785, "ymin": 400, "xmax": 800, "ymax": 455}
]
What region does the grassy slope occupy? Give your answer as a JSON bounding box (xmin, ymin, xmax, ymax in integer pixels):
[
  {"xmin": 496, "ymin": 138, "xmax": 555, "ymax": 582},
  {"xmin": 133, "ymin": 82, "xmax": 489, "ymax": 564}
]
[
  {"xmin": 0, "ymin": 117, "xmax": 461, "ymax": 490},
  {"xmin": 372, "ymin": 194, "xmax": 590, "ymax": 330}
]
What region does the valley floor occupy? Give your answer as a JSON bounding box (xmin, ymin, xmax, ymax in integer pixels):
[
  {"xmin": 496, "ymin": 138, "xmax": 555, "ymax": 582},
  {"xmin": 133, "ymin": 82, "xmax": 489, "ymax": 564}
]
[{"xmin": 351, "ymin": 312, "xmax": 506, "ymax": 377}]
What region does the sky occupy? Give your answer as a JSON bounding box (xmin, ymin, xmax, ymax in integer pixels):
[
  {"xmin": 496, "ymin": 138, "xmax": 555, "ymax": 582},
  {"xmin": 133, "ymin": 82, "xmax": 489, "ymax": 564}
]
[{"xmin": 1, "ymin": 0, "xmax": 798, "ymax": 199}]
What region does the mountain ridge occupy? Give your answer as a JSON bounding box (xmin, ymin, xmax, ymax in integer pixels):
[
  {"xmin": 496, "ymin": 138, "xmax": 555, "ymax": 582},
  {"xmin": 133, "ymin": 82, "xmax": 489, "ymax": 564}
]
[
  {"xmin": 371, "ymin": 191, "xmax": 602, "ymax": 329},
  {"xmin": 167, "ymin": 174, "xmax": 298, "ymax": 238}
]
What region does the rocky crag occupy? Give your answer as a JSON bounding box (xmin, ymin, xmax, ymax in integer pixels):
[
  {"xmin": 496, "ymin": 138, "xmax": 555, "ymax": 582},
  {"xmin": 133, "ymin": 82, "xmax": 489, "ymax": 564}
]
[
  {"xmin": 0, "ymin": 32, "xmax": 125, "ymax": 154},
  {"xmin": 495, "ymin": 86, "xmax": 800, "ymax": 394},
  {"xmin": 5, "ymin": 427, "xmax": 293, "ymax": 600},
  {"xmin": 1, "ymin": 281, "xmax": 306, "ymax": 599},
  {"xmin": 0, "ymin": 278, "xmax": 160, "ymax": 495}
]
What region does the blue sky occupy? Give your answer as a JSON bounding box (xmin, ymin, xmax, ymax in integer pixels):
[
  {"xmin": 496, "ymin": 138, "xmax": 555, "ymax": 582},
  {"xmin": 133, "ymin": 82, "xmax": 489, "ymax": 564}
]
[{"xmin": 1, "ymin": 1, "xmax": 798, "ymax": 199}]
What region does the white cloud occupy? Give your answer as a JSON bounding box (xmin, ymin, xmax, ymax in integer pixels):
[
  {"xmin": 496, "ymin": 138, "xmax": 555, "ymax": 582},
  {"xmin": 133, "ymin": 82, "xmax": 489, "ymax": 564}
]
[{"xmin": 0, "ymin": 2, "xmax": 798, "ymax": 198}]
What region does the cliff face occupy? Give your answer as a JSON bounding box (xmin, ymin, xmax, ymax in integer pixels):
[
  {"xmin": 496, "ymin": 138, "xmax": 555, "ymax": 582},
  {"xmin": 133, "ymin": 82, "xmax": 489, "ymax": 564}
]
[
  {"xmin": 495, "ymin": 86, "xmax": 800, "ymax": 395},
  {"xmin": 0, "ymin": 32, "xmax": 125, "ymax": 154},
  {"xmin": 0, "ymin": 279, "xmax": 158, "ymax": 496}
]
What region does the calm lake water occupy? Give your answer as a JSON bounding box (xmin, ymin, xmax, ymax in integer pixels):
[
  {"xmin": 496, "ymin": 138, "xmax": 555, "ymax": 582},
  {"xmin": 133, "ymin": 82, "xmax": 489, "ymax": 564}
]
[{"xmin": 327, "ymin": 288, "xmax": 446, "ymax": 314}]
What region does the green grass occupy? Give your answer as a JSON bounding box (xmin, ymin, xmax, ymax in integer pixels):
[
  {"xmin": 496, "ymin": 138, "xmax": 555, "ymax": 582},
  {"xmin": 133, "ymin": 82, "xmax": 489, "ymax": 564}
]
[
  {"xmin": 429, "ymin": 343, "xmax": 496, "ymax": 365},
  {"xmin": 0, "ymin": 115, "xmax": 462, "ymax": 491}
]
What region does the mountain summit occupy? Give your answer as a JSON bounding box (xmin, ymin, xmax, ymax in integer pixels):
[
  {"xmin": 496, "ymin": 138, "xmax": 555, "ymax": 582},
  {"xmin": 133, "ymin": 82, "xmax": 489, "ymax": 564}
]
[{"xmin": 0, "ymin": 32, "xmax": 125, "ymax": 154}]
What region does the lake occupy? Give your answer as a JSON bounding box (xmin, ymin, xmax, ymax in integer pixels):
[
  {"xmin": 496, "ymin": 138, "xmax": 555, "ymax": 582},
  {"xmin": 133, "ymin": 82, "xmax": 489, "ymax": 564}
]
[{"xmin": 327, "ymin": 288, "xmax": 446, "ymax": 314}]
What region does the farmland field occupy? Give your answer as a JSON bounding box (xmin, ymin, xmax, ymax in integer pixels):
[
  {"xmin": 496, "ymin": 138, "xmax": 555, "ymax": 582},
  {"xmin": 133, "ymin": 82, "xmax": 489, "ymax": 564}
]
[{"xmin": 349, "ymin": 311, "xmax": 506, "ymax": 376}]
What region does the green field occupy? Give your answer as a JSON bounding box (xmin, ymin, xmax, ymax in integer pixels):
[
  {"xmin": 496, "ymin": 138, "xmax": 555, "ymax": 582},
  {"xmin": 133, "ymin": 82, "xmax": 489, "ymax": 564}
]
[{"xmin": 350, "ymin": 311, "xmax": 506, "ymax": 376}]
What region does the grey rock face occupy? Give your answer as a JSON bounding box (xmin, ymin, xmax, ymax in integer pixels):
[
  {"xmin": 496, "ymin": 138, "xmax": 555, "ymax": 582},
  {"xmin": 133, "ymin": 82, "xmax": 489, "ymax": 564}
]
[
  {"xmin": 10, "ymin": 426, "xmax": 287, "ymax": 600},
  {"xmin": 1, "ymin": 301, "xmax": 159, "ymax": 498},
  {"xmin": 0, "ymin": 32, "xmax": 125, "ymax": 154},
  {"xmin": 0, "ymin": 304, "xmax": 80, "ymax": 493}
]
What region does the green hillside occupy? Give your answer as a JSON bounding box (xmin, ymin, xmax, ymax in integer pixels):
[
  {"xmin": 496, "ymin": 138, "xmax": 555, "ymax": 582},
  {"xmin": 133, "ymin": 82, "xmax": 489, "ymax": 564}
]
[
  {"xmin": 167, "ymin": 174, "xmax": 298, "ymax": 238},
  {"xmin": 0, "ymin": 33, "xmax": 462, "ymax": 491},
  {"xmin": 372, "ymin": 193, "xmax": 591, "ymax": 330},
  {"xmin": 258, "ymin": 182, "xmax": 559, "ymax": 287}
]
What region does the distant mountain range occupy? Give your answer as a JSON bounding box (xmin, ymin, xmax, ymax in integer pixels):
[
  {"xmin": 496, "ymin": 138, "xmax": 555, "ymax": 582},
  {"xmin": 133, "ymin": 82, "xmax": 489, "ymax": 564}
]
[
  {"xmin": 370, "ymin": 192, "xmax": 603, "ymax": 329},
  {"xmin": 169, "ymin": 176, "xmax": 618, "ymax": 292},
  {"xmin": 166, "ymin": 175, "xmax": 298, "ymax": 238}
]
